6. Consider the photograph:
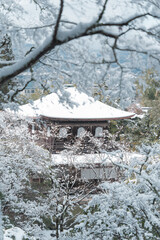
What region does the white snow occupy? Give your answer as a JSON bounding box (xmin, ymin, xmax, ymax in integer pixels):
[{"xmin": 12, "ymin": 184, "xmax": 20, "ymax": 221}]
[
  {"xmin": 52, "ymin": 152, "xmax": 143, "ymax": 166},
  {"xmin": 15, "ymin": 87, "xmax": 134, "ymax": 120},
  {"xmin": 0, "ymin": 35, "xmax": 53, "ymax": 81},
  {"xmin": 4, "ymin": 227, "xmax": 30, "ymax": 240}
]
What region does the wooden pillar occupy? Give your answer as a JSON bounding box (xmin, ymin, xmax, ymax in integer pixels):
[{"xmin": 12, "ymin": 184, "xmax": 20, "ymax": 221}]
[
  {"xmin": 72, "ymin": 126, "xmax": 78, "ymax": 137},
  {"xmin": 91, "ymin": 126, "xmax": 96, "ymax": 136}
]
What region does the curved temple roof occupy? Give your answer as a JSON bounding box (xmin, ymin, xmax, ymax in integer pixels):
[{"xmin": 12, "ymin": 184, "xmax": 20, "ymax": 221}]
[{"xmin": 17, "ymin": 88, "xmax": 135, "ymax": 120}]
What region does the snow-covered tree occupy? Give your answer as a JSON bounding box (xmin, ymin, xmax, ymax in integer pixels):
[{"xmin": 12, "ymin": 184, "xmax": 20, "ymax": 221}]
[
  {"xmin": 0, "ymin": 111, "xmax": 50, "ymax": 237},
  {"xmin": 65, "ymin": 145, "xmax": 160, "ymax": 240},
  {"xmin": 0, "ymin": 112, "xmax": 99, "ymax": 239},
  {"xmin": 0, "ymin": 34, "xmax": 15, "ymax": 106},
  {"xmin": 1, "ymin": 0, "xmax": 160, "ymax": 107},
  {"xmin": 1, "ymin": 1, "xmax": 160, "ymax": 239}
]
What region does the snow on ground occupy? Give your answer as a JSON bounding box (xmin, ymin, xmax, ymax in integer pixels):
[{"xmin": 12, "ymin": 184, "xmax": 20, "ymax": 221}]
[
  {"xmin": 4, "ymin": 227, "xmax": 30, "ymax": 240},
  {"xmin": 4, "ymin": 228, "xmax": 55, "ymax": 240}
]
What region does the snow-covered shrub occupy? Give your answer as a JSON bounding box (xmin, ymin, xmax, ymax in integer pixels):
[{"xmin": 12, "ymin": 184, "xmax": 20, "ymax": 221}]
[{"xmin": 68, "ymin": 145, "xmax": 160, "ymax": 240}]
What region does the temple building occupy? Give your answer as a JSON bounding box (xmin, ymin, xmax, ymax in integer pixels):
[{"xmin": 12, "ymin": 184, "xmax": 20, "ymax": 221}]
[{"xmin": 17, "ymin": 87, "xmax": 134, "ymax": 154}]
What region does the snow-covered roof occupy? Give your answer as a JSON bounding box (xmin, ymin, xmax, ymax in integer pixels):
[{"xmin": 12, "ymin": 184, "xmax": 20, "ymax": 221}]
[
  {"xmin": 52, "ymin": 152, "xmax": 144, "ymax": 166},
  {"xmin": 16, "ymin": 87, "xmax": 134, "ymax": 120}
]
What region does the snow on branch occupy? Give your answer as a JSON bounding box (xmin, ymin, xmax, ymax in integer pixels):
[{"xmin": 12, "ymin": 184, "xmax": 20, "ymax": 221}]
[
  {"xmin": 97, "ymin": 12, "xmax": 159, "ymax": 26},
  {"xmin": 0, "ymin": 20, "xmax": 117, "ymax": 87},
  {"xmin": 0, "ymin": 8, "xmax": 159, "ymax": 89}
]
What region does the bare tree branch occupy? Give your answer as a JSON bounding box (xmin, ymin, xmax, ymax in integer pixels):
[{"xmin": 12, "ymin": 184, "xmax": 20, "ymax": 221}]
[
  {"xmin": 53, "ymin": 0, "xmax": 64, "ymax": 41},
  {"xmin": 96, "ymin": 0, "xmax": 109, "ymax": 23},
  {"xmin": 97, "ymin": 12, "xmax": 160, "ymax": 27},
  {"xmin": 10, "ymin": 78, "xmax": 35, "ymax": 102}
]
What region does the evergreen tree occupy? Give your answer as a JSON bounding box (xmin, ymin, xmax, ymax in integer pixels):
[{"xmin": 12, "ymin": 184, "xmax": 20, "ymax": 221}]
[{"xmin": 0, "ymin": 34, "xmax": 14, "ymax": 107}]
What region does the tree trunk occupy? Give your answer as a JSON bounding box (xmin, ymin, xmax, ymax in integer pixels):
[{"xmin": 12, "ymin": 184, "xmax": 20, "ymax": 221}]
[
  {"xmin": 60, "ymin": 213, "xmax": 64, "ymax": 232},
  {"xmin": 0, "ymin": 201, "xmax": 3, "ymax": 240},
  {"xmin": 56, "ymin": 217, "xmax": 59, "ymax": 239}
]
